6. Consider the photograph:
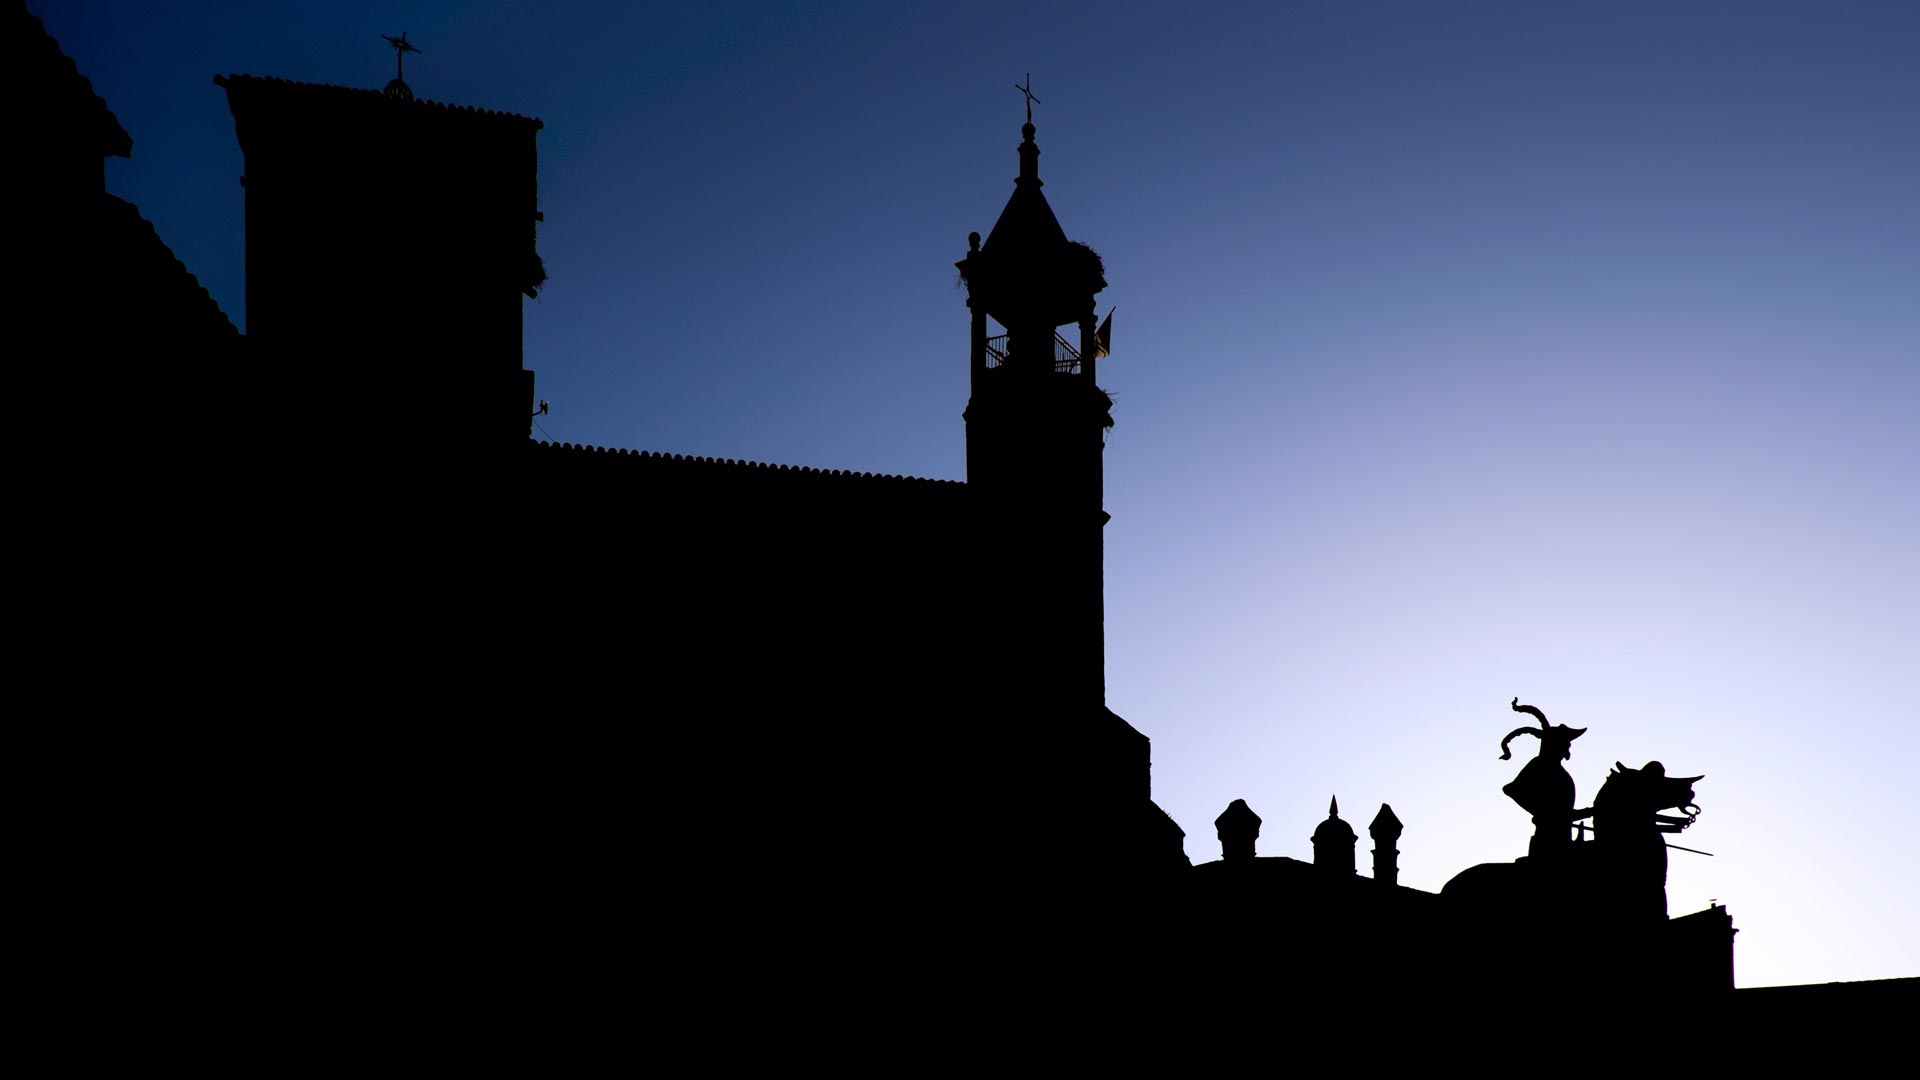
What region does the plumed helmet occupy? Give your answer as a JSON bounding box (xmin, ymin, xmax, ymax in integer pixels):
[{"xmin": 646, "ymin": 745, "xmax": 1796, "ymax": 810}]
[{"xmin": 1499, "ymin": 697, "xmax": 1588, "ymax": 760}]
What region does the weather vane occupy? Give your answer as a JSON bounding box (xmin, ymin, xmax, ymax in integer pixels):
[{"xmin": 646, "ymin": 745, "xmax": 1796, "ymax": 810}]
[
  {"xmin": 1014, "ymin": 73, "xmax": 1040, "ymax": 124},
  {"xmin": 381, "ymin": 32, "xmax": 420, "ymax": 100}
]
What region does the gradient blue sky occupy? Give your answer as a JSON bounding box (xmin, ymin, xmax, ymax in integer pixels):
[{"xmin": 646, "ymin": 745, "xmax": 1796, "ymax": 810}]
[{"xmin": 43, "ymin": 1, "xmax": 1916, "ymax": 988}]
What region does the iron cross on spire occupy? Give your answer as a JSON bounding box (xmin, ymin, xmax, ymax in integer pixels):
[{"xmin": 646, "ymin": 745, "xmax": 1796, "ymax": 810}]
[
  {"xmin": 1014, "ymin": 73, "xmax": 1040, "ymax": 123},
  {"xmin": 382, "ymin": 32, "xmax": 421, "ymax": 82}
]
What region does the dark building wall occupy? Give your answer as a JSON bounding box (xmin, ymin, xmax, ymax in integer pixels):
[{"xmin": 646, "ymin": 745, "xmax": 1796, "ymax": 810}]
[
  {"xmin": 508, "ymin": 444, "xmax": 1183, "ymax": 944},
  {"xmin": 506, "ymin": 447, "xmax": 979, "ymax": 976},
  {"xmin": 216, "ymin": 75, "xmax": 541, "ymax": 461}
]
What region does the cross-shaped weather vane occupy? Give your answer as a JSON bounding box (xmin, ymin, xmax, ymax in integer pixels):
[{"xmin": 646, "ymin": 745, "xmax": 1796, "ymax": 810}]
[
  {"xmin": 382, "ymin": 32, "xmax": 420, "ymax": 77},
  {"xmin": 1015, "ymin": 73, "xmax": 1040, "ymax": 123},
  {"xmin": 381, "ymin": 32, "xmax": 421, "ymax": 100}
]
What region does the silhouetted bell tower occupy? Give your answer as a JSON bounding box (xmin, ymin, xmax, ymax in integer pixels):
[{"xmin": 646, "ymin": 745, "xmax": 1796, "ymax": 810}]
[{"xmin": 955, "ymin": 111, "xmax": 1112, "ymax": 707}]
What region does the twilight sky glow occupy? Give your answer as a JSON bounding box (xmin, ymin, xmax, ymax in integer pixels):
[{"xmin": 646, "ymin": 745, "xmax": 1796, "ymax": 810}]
[{"xmin": 43, "ymin": 1, "xmax": 1916, "ymax": 988}]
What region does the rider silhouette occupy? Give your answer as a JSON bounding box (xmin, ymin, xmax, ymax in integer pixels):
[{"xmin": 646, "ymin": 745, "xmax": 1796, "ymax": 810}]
[{"xmin": 1500, "ymin": 698, "xmax": 1589, "ymax": 860}]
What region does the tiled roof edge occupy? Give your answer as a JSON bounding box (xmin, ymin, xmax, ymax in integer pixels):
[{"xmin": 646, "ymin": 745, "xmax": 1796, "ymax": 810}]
[
  {"xmin": 103, "ymin": 194, "xmax": 239, "ymax": 336},
  {"xmin": 214, "ymin": 73, "xmax": 544, "ymax": 129},
  {"xmin": 529, "ymin": 440, "xmax": 963, "ymax": 487},
  {"xmin": 26, "ymin": 7, "xmax": 133, "ymax": 156}
]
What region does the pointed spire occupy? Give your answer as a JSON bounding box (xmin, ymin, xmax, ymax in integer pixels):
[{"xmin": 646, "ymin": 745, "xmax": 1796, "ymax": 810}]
[
  {"xmin": 978, "ymin": 109, "xmax": 1064, "ymax": 258},
  {"xmin": 962, "ymin": 84, "xmax": 1101, "ymax": 344},
  {"xmin": 1329, "ymin": 794, "xmax": 1340, "ymax": 819}
]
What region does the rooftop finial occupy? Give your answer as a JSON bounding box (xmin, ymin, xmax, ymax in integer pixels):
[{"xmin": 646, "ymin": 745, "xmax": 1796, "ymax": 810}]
[
  {"xmin": 1014, "ymin": 73, "xmax": 1040, "ymax": 126},
  {"xmin": 382, "ymin": 32, "xmax": 420, "ymax": 101},
  {"xmin": 1312, "ymin": 794, "xmax": 1358, "ymax": 875},
  {"xmin": 1012, "ymin": 75, "xmax": 1042, "ymax": 186}
]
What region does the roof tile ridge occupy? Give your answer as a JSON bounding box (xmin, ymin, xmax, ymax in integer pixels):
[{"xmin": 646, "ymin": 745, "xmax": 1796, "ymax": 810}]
[
  {"xmin": 214, "ymin": 72, "xmax": 543, "ymax": 127},
  {"xmin": 101, "ymin": 194, "xmax": 240, "ymax": 335},
  {"xmin": 28, "ymin": 9, "xmax": 133, "ymax": 155},
  {"xmin": 527, "ymin": 440, "xmax": 959, "ymax": 485}
]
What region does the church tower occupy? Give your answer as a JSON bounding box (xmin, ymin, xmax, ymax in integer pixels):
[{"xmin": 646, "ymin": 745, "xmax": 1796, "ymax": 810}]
[
  {"xmin": 955, "ymin": 105, "xmax": 1112, "ymax": 708},
  {"xmin": 950, "ymin": 94, "xmax": 1187, "ymax": 885},
  {"xmin": 216, "ymin": 70, "xmax": 543, "ymax": 461}
]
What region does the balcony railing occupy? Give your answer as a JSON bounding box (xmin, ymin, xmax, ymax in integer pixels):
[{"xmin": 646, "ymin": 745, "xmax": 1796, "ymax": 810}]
[{"xmin": 984, "ymin": 331, "xmax": 1081, "ymax": 375}]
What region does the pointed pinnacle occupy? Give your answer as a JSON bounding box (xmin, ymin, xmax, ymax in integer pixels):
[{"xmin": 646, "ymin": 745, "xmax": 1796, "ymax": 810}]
[{"xmin": 1329, "ymin": 794, "xmax": 1340, "ymax": 818}]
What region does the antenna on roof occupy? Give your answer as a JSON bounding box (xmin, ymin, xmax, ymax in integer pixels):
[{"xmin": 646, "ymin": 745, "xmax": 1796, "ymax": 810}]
[{"xmin": 382, "ymin": 32, "xmax": 420, "ymax": 101}]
